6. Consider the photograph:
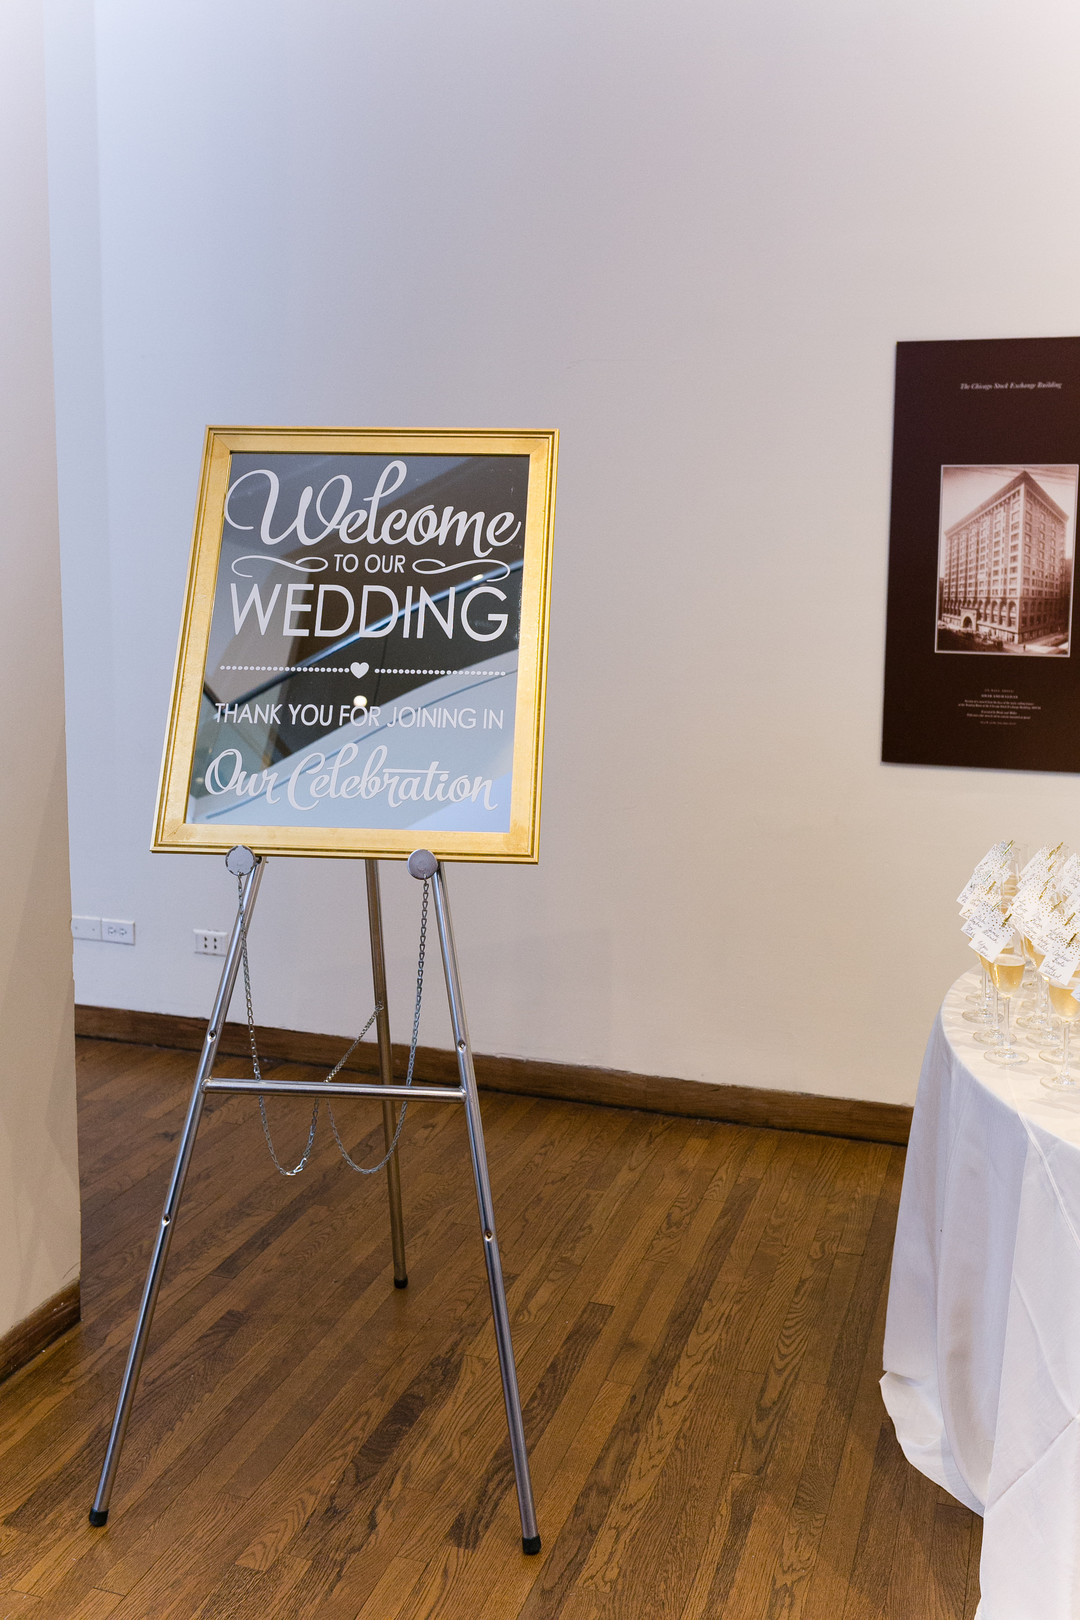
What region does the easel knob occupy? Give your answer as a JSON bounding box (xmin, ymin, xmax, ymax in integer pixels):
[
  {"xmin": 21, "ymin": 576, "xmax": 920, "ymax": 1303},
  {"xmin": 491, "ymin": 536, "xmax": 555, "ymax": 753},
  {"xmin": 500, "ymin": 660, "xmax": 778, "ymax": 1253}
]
[
  {"xmin": 408, "ymin": 850, "xmax": 438, "ymax": 880},
  {"xmin": 225, "ymin": 845, "xmax": 258, "ymax": 877}
]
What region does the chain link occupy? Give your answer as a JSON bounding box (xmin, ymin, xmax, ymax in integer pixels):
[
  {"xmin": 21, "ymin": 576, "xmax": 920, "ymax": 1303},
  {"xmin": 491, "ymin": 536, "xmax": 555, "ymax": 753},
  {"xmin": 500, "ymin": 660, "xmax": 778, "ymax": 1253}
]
[
  {"xmin": 237, "ymin": 872, "xmax": 428, "ymax": 1178},
  {"xmin": 326, "ymin": 878, "xmax": 428, "ymax": 1173}
]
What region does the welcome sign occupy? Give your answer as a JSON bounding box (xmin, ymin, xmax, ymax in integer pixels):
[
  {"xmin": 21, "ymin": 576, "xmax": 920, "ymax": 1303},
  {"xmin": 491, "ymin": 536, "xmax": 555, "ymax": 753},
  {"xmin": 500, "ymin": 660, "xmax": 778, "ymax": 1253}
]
[{"xmin": 154, "ymin": 427, "xmax": 558, "ymax": 860}]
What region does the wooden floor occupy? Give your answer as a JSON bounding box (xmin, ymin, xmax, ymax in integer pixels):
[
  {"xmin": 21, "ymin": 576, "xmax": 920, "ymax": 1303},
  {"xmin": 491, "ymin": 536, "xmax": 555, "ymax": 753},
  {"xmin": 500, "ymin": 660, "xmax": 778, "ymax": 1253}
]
[{"xmin": 0, "ymin": 1039, "xmax": 982, "ymax": 1619}]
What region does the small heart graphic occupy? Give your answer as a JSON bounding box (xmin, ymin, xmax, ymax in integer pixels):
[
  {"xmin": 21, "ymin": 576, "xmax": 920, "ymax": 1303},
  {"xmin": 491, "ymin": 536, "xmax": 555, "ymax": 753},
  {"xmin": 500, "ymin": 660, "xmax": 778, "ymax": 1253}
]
[{"xmin": 350, "ymin": 661, "xmax": 369, "ymax": 678}]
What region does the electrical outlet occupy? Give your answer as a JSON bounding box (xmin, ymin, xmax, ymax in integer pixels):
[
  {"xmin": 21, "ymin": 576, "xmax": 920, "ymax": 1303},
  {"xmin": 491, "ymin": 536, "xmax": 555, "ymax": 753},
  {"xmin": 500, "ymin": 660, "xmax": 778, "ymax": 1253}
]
[
  {"xmin": 194, "ymin": 929, "xmax": 228, "ymax": 956},
  {"xmin": 72, "ymin": 916, "xmax": 102, "ymax": 940},
  {"xmin": 101, "ymin": 918, "xmax": 135, "ymax": 945}
]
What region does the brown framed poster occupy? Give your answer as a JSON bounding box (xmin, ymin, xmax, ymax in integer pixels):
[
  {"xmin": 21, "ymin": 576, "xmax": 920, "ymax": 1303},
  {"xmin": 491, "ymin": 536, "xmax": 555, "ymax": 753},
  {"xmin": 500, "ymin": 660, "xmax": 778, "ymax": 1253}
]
[
  {"xmin": 882, "ymin": 337, "xmax": 1080, "ymax": 772},
  {"xmin": 153, "ymin": 426, "xmax": 558, "ymax": 860}
]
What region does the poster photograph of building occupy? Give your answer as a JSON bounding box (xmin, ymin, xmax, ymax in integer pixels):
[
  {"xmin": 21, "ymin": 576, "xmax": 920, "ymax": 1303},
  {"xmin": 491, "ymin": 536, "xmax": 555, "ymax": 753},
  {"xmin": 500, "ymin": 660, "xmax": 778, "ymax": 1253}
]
[
  {"xmin": 935, "ymin": 464, "xmax": 1077, "ymax": 658},
  {"xmin": 882, "ymin": 336, "xmax": 1080, "ymax": 773}
]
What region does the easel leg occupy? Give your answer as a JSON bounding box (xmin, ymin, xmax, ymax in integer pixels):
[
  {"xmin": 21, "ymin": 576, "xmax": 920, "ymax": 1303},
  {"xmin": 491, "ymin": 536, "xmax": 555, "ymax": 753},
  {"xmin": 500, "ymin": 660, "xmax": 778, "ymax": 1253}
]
[
  {"xmin": 428, "ymin": 862, "xmax": 541, "ymax": 1555},
  {"xmin": 89, "ymin": 857, "xmax": 266, "ymax": 1526},
  {"xmin": 365, "ymin": 859, "xmax": 408, "ymax": 1287}
]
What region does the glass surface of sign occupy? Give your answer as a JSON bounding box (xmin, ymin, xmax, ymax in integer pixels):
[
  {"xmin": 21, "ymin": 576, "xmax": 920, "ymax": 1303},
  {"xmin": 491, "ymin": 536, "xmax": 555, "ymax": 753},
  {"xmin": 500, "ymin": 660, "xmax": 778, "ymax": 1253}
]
[{"xmin": 154, "ymin": 428, "xmax": 557, "ymax": 860}]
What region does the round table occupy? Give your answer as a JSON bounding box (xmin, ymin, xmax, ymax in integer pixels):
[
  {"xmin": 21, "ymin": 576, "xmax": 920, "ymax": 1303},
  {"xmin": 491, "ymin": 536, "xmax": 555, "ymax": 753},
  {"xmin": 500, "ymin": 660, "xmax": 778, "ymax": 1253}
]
[{"xmin": 882, "ymin": 970, "xmax": 1080, "ymax": 1620}]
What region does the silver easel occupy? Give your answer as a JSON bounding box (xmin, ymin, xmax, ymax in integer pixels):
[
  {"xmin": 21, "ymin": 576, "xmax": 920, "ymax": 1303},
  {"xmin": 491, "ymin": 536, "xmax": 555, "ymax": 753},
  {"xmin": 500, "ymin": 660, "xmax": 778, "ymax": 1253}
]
[{"xmin": 88, "ymin": 847, "xmax": 541, "ymax": 1556}]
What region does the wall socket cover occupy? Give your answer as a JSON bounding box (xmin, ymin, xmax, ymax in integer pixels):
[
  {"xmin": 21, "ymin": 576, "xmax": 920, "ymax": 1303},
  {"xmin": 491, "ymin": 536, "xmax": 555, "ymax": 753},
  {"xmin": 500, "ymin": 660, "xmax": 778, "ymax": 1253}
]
[
  {"xmin": 194, "ymin": 929, "xmax": 228, "ymax": 956},
  {"xmin": 101, "ymin": 919, "xmax": 135, "ymax": 945},
  {"xmin": 72, "ymin": 916, "xmax": 102, "ymax": 940}
]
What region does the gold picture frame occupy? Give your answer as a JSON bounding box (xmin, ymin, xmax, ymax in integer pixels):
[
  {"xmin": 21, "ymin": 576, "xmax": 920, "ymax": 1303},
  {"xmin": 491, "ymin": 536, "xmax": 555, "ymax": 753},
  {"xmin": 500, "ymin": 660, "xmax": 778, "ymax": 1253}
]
[{"xmin": 153, "ymin": 426, "xmax": 558, "ymax": 861}]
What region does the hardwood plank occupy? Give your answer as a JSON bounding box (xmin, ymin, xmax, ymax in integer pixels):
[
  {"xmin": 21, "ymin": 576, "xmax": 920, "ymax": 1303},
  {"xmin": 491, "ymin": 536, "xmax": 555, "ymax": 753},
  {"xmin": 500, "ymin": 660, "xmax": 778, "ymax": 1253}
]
[
  {"xmin": 91, "ymin": 1100, "xmax": 587, "ymax": 1608},
  {"xmin": 624, "ymin": 1147, "xmax": 875, "ymax": 1618},
  {"xmin": 190, "ymin": 1556, "xmax": 312, "ymax": 1620},
  {"xmin": 838, "ymin": 1143, "xmax": 892, "ymax": 1257},
  {"xmin": 515, "ymin": 1141, "xmax": 778, "ymax": 1619},
  {"xmin": 677, "ymin": 1470, "xmax": 761, "ymax": 1620},
  {"xmin": 3, "ymin": 1184, "xmax": 390, "ymax": 1562},
  {"xmin": 414, "ymin": 1146, "xmax": 793, "ymax": 1620},
  {"xmin": 886, "ymin": 1464, "xmax": 944, "ymax": 1620},
  {"xmin": 473, "ymin": 1380, "xmax": 632, "ymax": 1620},
  {"xmin": 353, "ymin": 1556, "xmax": 430, "ymax": 1620},
  {"xmin": 840, "ymin": 1416, "xmax": 908, "ymax": 1620},
  {"xmin": 250, "ymin": 1145, "xmax": 679, "ymax": 1610},
  {"xmin": 58, "ymin": 1589, "xmax": 123, "ymax": 1620},
  {"xmin": 0, "ymin": 1037, "xmax": 974, "ymax": 1620},
  {"xmin": 962, "ymin": 1502, "xmax": 983, "ymax": 1620},
  {"xmin": 77, "ymin": 1319, "xmax": 490, "ymax": 1614},
  {"xmin": 373, "ymin": 1142, "xmax": 740, "ymax": 1620},
  {"xmin": 303, "ymin": 1129, "xmax": 762, "ymax": 1620},
  {"xmin": 698, "ymin": 1161, "xmax": 869, "ymax": 1617},
  {"xmin": 383, "ymin": 1128, "xmax": 714, "ymax": 1506},
  {"xmin": 0, "ymin": 1590, "xmax": 47, "ymax": 1618},
  {"xmin": 732, "ymin": 1136, "xmax": 847, "ymax": 1376},
  {"xmin": 50, "ymin": 1221, "xmax": 490, "ymax": 1602},
  {"xmin": 9, "ymin": 1136, "xmax": 499, "ymax": 1598},
  {"xmin": 448, "ymin": 1300, "xmax": 613, "ymax": 1551},
  {"xmin": 575, "ymin": 1145, "xmax": 842, "ymax": 1605},
  {"xmin": 416, "ymin": 1316, "xmax": 620, "ymax": 1591},
  {"xmin": 795, "ymin": 1151, "xmax": 911, "ymax": 1619}
]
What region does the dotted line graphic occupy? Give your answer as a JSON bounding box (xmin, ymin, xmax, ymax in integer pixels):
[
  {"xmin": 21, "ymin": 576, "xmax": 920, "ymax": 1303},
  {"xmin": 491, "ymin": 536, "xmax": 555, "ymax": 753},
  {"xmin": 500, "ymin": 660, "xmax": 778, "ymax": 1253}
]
[{"xmin": 219, "ymin": 665, "xmax": 460, "ymax": 676}]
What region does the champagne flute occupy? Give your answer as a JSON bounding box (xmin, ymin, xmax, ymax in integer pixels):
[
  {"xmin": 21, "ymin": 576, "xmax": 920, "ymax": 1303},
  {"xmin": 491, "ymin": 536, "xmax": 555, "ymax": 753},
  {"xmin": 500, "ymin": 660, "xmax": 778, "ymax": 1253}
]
[
  {"xmin": 1040, "ymin": 979, "xmax": 1080, "ymax": 1090},
  {"xmin": 985, "ymin": 952, "xmax": 1029, "ymax": 1065},
  {"xmin": 973, "ymin": 947, "xmax": 1006, "ymax": 1044},
  {"xmin": 1017, "ymin": 938, "xmax": 1052, "ymax": 1038},
  {"xmin": 1033, "ymin": 944, "xmax": 1060, "ymax": 1046},
  {"xmin": 963, "ymin": 921, "xmax": 996, "ymax": 1002},
  {"xmin": 1018, "ymin": 933, "xmax": 1036, "ymax": 991},
  {"xmin": 963, "ymin": 950, "xmax": 996, "ymax": 1025}
]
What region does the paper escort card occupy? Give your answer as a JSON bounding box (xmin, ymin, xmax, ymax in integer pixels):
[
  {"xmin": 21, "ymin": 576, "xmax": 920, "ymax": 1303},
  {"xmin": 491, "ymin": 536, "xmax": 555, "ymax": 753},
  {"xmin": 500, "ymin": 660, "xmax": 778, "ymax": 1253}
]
[
  {"xmin": 966, "ymin": 909, "xmax": 1014, "ymax": 959},
  {"xmin": 1039, "ymin": 937, "xmax": 1080, "ymax": 986},
  {"xmin": 957, "ymin": 842, "xmax": 1013, "ymax": 908},
  {"xmin": 153, "ymin": 427, "xmax": 558, "ymax": 861}
]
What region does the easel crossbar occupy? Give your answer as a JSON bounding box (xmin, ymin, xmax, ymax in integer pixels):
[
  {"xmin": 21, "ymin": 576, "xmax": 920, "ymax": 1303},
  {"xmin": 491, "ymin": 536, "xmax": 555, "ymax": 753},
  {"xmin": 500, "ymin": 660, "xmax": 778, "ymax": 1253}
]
[{"xmin": 204, "ymin": 1078, "xmax": 464, "ymax": 1102}]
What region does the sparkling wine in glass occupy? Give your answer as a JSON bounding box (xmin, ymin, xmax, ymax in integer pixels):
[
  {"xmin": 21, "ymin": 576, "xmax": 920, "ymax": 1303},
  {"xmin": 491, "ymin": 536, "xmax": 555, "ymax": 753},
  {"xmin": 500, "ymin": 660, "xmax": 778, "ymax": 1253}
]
[
  {"xmin": 973, "ymin": 950, "xmax": 1006, "ymax": 1044},
  {"xmin": 985, "ymin": 953, "xmax": 1029, "ymax": 1065},
  {"xmin": 964, "ymin": 950, "xmax": 996, "ymax": 1026},
  {"xmin": 1040, "ymin": 980, "xmax": 1080, "ymax": 1089},
  {"xmin": 1022, "ymin": 944, "xmax": 1056, "ymax": 1044}
]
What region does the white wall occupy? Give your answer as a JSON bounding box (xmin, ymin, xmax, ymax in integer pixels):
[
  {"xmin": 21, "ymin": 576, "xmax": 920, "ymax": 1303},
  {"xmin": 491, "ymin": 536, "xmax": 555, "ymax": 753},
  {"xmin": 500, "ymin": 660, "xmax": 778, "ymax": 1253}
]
[
  {"xmin": 0, "ymin": 0, "xmax": 81, "ymax": 1338},
  {"xmin": 46, "ymin": 0, "xmax": 1080, "ymax": 1107}
]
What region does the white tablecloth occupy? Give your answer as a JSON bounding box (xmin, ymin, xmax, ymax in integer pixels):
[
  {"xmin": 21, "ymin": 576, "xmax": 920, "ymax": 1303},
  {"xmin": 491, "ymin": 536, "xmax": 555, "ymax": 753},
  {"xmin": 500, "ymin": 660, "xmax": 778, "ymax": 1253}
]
[{"xmin": 882, "ymin": 971, "xmax": 1080, "ymax": 1620}]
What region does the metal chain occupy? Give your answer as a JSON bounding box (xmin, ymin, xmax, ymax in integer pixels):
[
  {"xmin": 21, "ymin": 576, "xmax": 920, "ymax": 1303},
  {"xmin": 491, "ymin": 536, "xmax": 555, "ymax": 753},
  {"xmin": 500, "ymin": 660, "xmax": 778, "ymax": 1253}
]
[
  {"xmin": 237, "ymin": 872, "xmax": 428, "ymax": 1178},
  {"xmin": 326, "ymin": 878, "xmax": 428, "ymax": 1174},
  {"xmin": 237, "ymin": 873, "xmax": 320, "ymax": 1176}
]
